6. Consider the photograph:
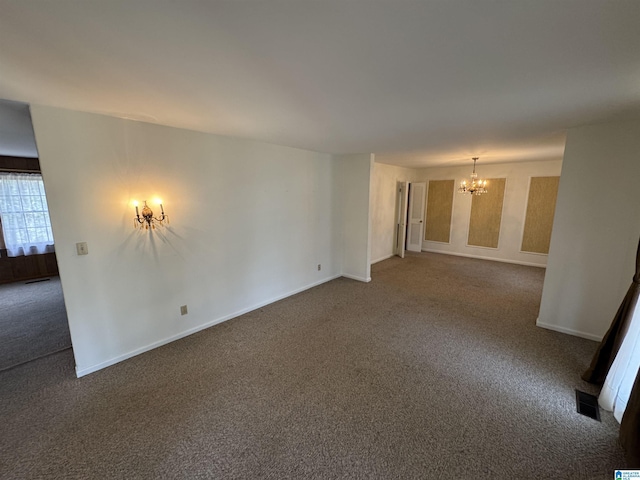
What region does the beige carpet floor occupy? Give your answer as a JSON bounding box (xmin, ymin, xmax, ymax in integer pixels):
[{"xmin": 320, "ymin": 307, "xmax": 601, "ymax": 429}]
[
  {"xmin": 0, "ymin": 276, "xmax": 71, "ymax": 371},
  {"xmin": 0, "ymin": 252, "xmax": 626, "ymax": 479}
]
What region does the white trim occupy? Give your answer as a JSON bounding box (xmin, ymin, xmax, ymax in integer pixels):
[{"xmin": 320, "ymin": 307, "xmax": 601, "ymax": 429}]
[
  {"xmin": 395, "ymin": 180, "xmax": 409, "ymax": 258},
  {"xmin": 536, "ymin": 318, "xmax": 603, "ymax": 342},
  {"xmin": 406, "ymin": 181, "xmax": 427, "ymax": 253},
  {"xmin": 341, "ymin": 273, "xmax": 372, "ymax": 282},
  {"xmin": 424, "ymin": 239, "xmax": 451, "ymax": 245},
  {"xmin": 75, "ymin": 274, "xmax": 342, "ymax": 377},
  {"xmin": 518, "ymin": 250, "xmax": 549, "ymax": 257},
  {"xmin": 371, "ymin": 253, "xmax": 395, "ymax": 264},
  {"xmin": 464, "ymin": 244, "xmax": 500, "ymax": 251},
  {"xmin": 421, "ymin": 248, "xmax": 547, "ymax": 268}
]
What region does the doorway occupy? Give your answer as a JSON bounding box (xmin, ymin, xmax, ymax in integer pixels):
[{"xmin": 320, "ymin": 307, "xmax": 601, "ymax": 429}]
[
  {"xmin": 0, "ymin": 99, "xmax": 72, "ymax": 371},
  {"xmin": 396, "ymin": 181, "xmax": 426, "ymax": 258}
]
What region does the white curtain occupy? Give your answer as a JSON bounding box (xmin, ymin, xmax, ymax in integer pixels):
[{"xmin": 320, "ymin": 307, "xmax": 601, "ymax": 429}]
[
  {"xmin": 0, "ymin": 172, "xmax": 55, "ymax": 257},
  {"xmin": 599, "ymin": 300, "xmax": 640, "ymax": 422}
]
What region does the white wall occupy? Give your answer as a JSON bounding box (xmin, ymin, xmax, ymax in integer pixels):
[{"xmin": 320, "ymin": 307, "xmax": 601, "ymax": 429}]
[
  {"xmin": 370, "ymin": 163, "xmax": 417, "ymax": 263},
  {"xmin": 335, "ymin": 154, "xmax": 374, "ymax": 282},
  {"xmin": 31, "ymin": 106, "xmax": 344, "ymax": 376},
  {"xmin": 414, "ymin": 160, "xmax": 563, "ymax": 267},
  {"xmin": 538, "ymin": 120, "xmax": 640, "ymax": 341}
]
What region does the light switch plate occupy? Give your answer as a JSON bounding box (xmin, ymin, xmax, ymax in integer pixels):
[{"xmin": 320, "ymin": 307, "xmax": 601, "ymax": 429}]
[{"xmin": 76, "ymin": 242, "xmax": 88, "ymax": 255}]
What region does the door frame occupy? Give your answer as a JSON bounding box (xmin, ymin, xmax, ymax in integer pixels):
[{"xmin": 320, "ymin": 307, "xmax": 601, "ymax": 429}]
[
  {"xmin": 406, "ymin": 181, "xmax": 426, "ymax": 252},
  {"xmin": 395, "ymin": 181, "xmax": 409, "ymax": 258}
]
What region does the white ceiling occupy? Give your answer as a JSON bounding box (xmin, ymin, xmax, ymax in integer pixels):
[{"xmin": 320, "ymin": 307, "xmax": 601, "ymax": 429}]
[{"xmin": 1, "ymin": 1, "xmax": 639, "ymax": 167}]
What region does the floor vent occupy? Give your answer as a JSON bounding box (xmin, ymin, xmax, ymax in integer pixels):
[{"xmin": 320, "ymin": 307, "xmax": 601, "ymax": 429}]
[
  {"xmin": 25, "ymin": 278, "xmax": 51, "ymax": 285},
  {"xmin": 575, "ymin": 390, "xmax": 601, "ymax": 421}
]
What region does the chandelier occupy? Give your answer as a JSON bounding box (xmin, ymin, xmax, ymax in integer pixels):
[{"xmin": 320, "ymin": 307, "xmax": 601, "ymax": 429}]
[{"xmin": 458, "ymin": 157, "xmax": 488, "ymax": 195}]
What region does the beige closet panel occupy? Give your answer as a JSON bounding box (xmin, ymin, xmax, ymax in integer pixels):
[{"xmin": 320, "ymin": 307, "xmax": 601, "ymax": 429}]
[
  {"xmin": 425, "ymin": 180, "xmax": 454, "ymax": 243},
  {"xmin": 521, "ymin": 176, "xmax": 560, "ymax": 254},
  {"xmin": 467, "ymin": 178, "xmax": 506, "ymax": 248}
]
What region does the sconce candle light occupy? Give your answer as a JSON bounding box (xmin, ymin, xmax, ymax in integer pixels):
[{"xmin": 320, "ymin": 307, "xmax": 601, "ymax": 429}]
[{"xmin": 133, "ymin": 199, "xmax": 169, "ymax": 230}]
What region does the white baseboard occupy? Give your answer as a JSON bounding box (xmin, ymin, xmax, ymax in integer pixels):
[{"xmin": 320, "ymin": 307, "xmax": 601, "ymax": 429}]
[
  {"xmin": 535, "ymin": 318, "xmax": 602, "ymax": 342},
  {"xmin": 75, "ymin": 274, "xmax": 342, "ymax": 377},
  {"xmin": 421, "ymin": 249, "xmax": 547, "ymax": 268},
  {"xmin": 341, "ymin": 273, "xmax": 372, "ymax": 283},
  {"xmin": 371, "ymin": 253, "xmax": 394, "ymax": 264}
]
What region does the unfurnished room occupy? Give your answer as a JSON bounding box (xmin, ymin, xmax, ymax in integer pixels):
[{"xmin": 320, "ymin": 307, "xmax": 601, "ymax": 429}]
[{"xmin": 1, "ymin": 1, "xmax": 640, "ymax": 479}]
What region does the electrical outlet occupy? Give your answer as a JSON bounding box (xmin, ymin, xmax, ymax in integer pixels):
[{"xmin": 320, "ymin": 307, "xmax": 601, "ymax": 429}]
[
  {"xmin": 76, "ymin": 242, "xmax": 88, "ymax": 255},
  {"xmin": 317, "ymin": 264, "xmax": 321, "ymax": 271},
  {"xmin": 180, "ymin": 305, "xmax": 188, "ymax": 316}
]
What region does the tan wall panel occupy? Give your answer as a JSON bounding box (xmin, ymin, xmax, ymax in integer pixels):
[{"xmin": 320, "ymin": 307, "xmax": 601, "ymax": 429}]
[
  {"xmin": 425, "ymin": 180, "xmax": 454, "ymax": 242},
  {"xmin": 467, "ymin": 178, "xmax": 506, "ymax": 248},
  {"xmin": 521, "ymin": 176, "xmax": 560, "ymax": 254}
]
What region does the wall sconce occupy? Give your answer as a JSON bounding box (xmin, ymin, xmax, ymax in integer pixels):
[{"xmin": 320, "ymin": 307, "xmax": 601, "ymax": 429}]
[{"xmin": 133, "ymin": 199, "xmax": 169, "ymax": 230}]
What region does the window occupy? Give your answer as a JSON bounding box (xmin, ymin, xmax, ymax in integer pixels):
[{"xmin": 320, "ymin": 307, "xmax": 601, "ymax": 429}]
[{"xmin": 0, "ymin": 173, "xmax": 54, "ymax": 257}]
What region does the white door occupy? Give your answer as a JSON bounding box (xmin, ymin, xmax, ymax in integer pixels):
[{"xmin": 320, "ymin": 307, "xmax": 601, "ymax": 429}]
[
  {"xmin": 396, "ymin": 181, "xmax": 409, "ymax": 258},
  {"xmin": 406, "ymin": 182, "xmax": 426, "ymax": 252}
]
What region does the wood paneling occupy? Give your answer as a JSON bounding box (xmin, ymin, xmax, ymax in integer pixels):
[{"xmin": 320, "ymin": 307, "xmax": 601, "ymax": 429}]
[
  {"xmin": 0, "ymin": 251, "xmax": 59, "ymax": 284},
  {"xmin": 467, "ymin": 178, "xmax": 506, "ymax": 248},
  {"xmin": 521, "ymin": 176, "xmax": 560, "ymax": 254},
  {"xmin": 0, "ymin": 155, "xmax": 40, "ymax": 172},
  {"xmin": 425, "ymin": 180, "xmax": 454, "ymax": 243}
]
